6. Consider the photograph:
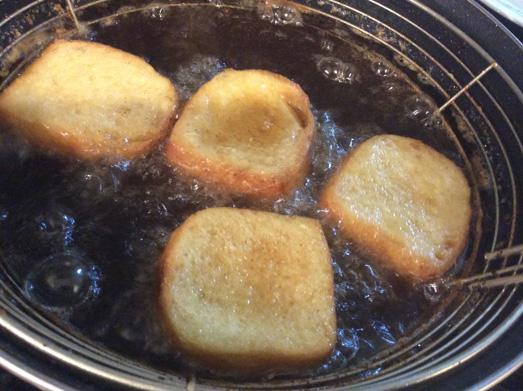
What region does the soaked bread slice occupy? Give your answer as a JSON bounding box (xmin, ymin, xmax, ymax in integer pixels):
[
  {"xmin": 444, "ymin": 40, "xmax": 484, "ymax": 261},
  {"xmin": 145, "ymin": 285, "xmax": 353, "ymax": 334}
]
[
  {"xmin": 0, "ymin": 40, "xmax": 178, "ymax": 160},
  {"xmin": 160, "ymin": 207, "xmax": 335, "ymax": 373},
  {"xmin": 320, "ymin": 135, "xmax": 471, "ymax": 282},
  {"xmin": 166, "ymin": 69, "xmax": 315, "ymax": 201}
]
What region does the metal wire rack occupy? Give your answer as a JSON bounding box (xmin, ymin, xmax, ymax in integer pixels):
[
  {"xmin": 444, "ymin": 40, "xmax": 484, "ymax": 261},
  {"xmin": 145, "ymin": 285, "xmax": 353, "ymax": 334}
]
[{"xmin": 0, "ymin": 0, "xmax": 521, "ymax": 390}]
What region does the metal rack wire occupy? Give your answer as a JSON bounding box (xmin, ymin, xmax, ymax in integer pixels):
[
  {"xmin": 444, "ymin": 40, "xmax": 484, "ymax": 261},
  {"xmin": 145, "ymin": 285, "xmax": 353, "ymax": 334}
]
[{"xmin": 453, "ymin": 245, "xmax": 523, "ymax": 288}]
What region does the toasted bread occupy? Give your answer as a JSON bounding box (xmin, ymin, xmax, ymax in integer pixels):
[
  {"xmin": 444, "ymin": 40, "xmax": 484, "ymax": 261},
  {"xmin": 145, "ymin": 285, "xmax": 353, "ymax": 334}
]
[
  {"xmin": 160, "ymin": 207, "xmax": 335, "ymax": 373},
  {"xmin": 0, "ymin": 40, "xmax": 178, "ymax": 160},
  {"xmin": 320, "ymin": 135, "xmax": 471, "ymax": 281},
  {"xmin": 165, "ymin": 69, "xmax": 315, "ymax": 200}
]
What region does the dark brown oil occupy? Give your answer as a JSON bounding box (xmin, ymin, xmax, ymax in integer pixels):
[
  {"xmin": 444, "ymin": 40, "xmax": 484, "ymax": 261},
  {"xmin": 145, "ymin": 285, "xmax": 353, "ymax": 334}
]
[{"xmin": 0, "ymin": 4, "xmax": 469, "ymax": 380}]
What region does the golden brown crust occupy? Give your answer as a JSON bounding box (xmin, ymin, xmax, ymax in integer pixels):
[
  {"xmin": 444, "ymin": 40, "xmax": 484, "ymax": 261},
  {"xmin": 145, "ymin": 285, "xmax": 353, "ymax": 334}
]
[
  {"xmin": 165, "ymin": 69, "xmax": 314, "ymax": 201},
  {"xmin": 0, "ymin": 99, "xmax": 177, "ymax": 160},
  {"xmin": 165, "ymin": 139, "xmax": 311, "ymax": 200},
  {"xmin": 320, "ymin": 135, "xmax": 472, "ymax": 282},
  {"xmin": 159, "ymin": 208, "xmax": 335, "ymax": 374},
  {"xmin": 0, "ymin": 39, "xmax": 178, "ymax": 161}
]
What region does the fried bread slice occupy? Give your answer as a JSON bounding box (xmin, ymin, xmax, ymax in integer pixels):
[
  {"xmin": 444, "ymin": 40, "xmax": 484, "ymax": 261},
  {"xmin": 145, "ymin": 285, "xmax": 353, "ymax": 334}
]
[
  {"xmin": 166, "ymin": 69, "xmax": 315, "ymax": 200},
  {"xmin": 160, "ymin": 207, "xmax": 336, "ymax": 373},
  {"xmin": 0, "ymin": 40, "xmax": 178, "ymax": 160},
  {"xmin": 320, "ymin": 135, "xmax": 471, "ymax": 281}
]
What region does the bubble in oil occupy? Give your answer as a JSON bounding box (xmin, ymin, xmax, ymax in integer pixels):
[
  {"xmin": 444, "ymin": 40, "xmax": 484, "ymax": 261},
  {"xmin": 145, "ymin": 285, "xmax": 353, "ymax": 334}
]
[
  {"xmin": 317, "ymin": 349, "xmax": 349, "ymax": 374},
  {"xmin": 272, "ymin": 178, "xmax": 317, "ymax": 216},
  {"xmin": 382, "ymin": 80, "xmax": 402, "ymax": 94},
  {"xmin": 312, "ymin": 110, "xmax": 348, "ymax": 175},
  {"xmin": 320, "ymin": 38, "xmax": 335, "ymax": 52},
  {"xmin": 67, "ymin": 163, "xmax": 127, "ymax": 200},
  {"xmin": 316, "ymin": 56, "xmax": 357, "ymax": 84},
  {"xmin": 423, "ymin": 113, "xmax": 444, "ymax": 129},
  {"xmin": 81, "ymin": 172, "xmax": 105, "ymax": 194},
  {"xmin": 371, "ymin": 320, "xmax": 396, "ymax": 345},
  {"xmin": 34, "ymin": 205, "xmax": 76, "ymax": 247},
  {"xmin": 171, "ymin": 55, "xmax": 226, "ymax": 100},
  {"xmin": 257, "ymin": 2, "xmax": 303, "ymax": 26},
  {"xmin": 405, "ymin": 96, "xmax": 433, "ymax": 122},
  {"xmin": 25, "ymin": 253, "xmax": 101, "ymax": 310},
  {"xmin": 337, "ymin": 328, "xmax": 360, "ymax": 359},
  {"xmin": 147, "ymin": 6, "xmax": 168, "ymax": 20},
  {"xmin": 112, "ymin": 159, "xmax": 131, "ymax": 172},
  {"xmin": 370, "ymin": 61, "xmax": 393, "ymax": 77},
  {"xmin": 423, "ymin": 282, "xmax": 445, "ymax": 303}
]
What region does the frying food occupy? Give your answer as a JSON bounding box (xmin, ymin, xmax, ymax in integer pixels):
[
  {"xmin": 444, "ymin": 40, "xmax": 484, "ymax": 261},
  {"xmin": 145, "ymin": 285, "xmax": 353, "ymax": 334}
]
[
  {"xmin": 160, "ymin": 207, "xmax": 336, "ymax": 373},
  {"xmin": 0, "ymin": 40, "xmax": 178, "ymax": 160},
  {"xmin": 320, "ymin": 134, "xmax": 471, "ymax": 281},
  {"xmin": 166, "ymin": 69, "xmax": 315, "ymax": 200}
]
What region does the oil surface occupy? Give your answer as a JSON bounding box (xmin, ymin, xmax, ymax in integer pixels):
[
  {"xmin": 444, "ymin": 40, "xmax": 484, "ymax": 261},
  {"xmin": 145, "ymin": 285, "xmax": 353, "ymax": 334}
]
[{"xmin": 0, "ymin": 4, "xmax": 468, "ymax": 379}]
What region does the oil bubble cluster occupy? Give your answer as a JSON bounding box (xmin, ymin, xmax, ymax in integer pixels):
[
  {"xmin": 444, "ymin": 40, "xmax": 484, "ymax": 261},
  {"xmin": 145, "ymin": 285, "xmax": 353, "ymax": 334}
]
[
  {"xmin": 371, "ymin": 60, "xmax": 393, "ymax": 78},
  {"xmin": 147, "ymin": 6, "xmax": 169, "ymax": 20},
  {"xmin": 257, "ymin": 1, "xmax": 303, "ymax": 26},
  {"xmin": 405, "ymin": 96, "xmax": 433, "ymax": 122},
  {"xmin": 316, "ymin": 56, "xmax": 358, "ymax": 84},
  {"xmin": 171, "ymin": 55, "xmax": 227, "ymax": 100}
]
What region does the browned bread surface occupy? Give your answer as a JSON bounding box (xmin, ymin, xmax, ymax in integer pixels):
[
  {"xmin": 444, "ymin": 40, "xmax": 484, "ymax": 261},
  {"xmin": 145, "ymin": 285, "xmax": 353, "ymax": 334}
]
[
  {"xmin": 0, "ymin": 39, "xmax": 178, "ymax": 160},
  {"xmin": 160, "ymin": 207, "xmax": 336, "ymax": 373},
  {"xmin": 166, "ymin": 69, "xmax": 315, "ymax": 200},
  {"xmin": 320, "ymin": 135, "xmax": 471, "ymax": 281}
]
